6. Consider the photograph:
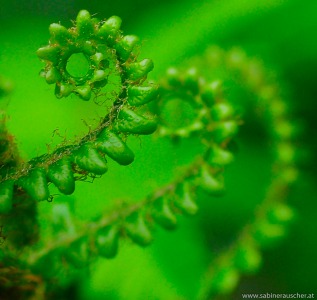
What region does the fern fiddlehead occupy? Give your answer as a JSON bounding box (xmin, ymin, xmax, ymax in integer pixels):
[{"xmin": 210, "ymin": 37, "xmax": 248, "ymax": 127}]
[
  {"xmin": 0, "ymin": 10, "xmax": 300, "ymax": 300},
  {"xmin": 197, "ymin": 47, "xmax": 298, "ymax": 299},
  {"xmin": 20, "ymin": 66, "xmax": 240, "ymax": 294},
  {"xmin": 0, "ymin": 10, "xmax": 158, "ymax": 297},
  {"xmin": 26, "ymin": 48, "xmax": 298, "ymax": 298},
  {"xmin": 0, "ymin": 10, "xmax": 158, "ymax": 212}
]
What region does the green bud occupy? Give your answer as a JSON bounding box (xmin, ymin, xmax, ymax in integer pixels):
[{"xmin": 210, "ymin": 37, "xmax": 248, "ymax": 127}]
[
  {"xmin": 234, "ymin": 244, "xmax": 262, "ymax": 273},
  {"xmin": 166, "ymin": 67, "xmax": 181, "ymax": 86},
  {"xmin": 274, "ymin": 120, "xmax": 294, "ymax": 140},
  {"xmin": 49, "ymin": 23, "xmax": 73, "ymax": 45},
  {"xmin": 91, "ymin": 69, "xmax": 108, "ymax": 82},
  {"xmin": 127, "ymin": 85, "xmax": 158, "ymax": 107},
  {"xmin": 270, "ymin": 99, "xmax": 287, "ymax": 118},
  {"xmin": 55, "ymin": 83, "xmax": 74, "ymax": 98},
  {"xmin": 74, "ymin": 84, "xmax": 92, "ymax": 101},
  {"xmin": 96, "ymin": 129, "xmax": 134, "ymax": 165},
  {"xmin": 201, "ymin": 80, "xmax": 222, "ymax": 105},
  {"xmin": 200, "ymin": 164, "xmax": 224, "ymax": 194},
  {"xmin": 210, "ymin": 267, "xmax": 239, "ymax": 295},
  {"xmin": 45, "ymin": 67, "xmax": 61, "ymax": 84},
  {"xmin": 175, "ymin": 182, "xmax": 198, "ymax": 215},
  {"xmin": 47, "ymin": 157, "xmax": 75, "ymax": 195},
  {"xmin": 212, "ymin": 120, "xmax": 238, "ymax": 143},
  {"xmin": 208, "ymin": 145, "xmax": 234, "ymax": 166},
  {"xmin": 114, "ymin": 108, "xmax": 157, "ymax": 135},
  {"xmin": 72, "ymin": 144, "xmax": 108, "ymax": 175},
  {"xmin": 36, "ymin": 45, "xmax": 61, "ymax": 64},
  {"xmin": 98, "ymin": 16, "xmax": 122, "ymax": 43},
  {"xmin": 152, "ymin": 196, "xmax": 177, "ymax": 230},
  {"xmin": 187, "ymin": 120, "xmax": 204, "ymax": 132},
  {"xmin": 91, "ymin": 52, "xmax": 105, "ymax": 65},
  {"xmin": 125, "ymin": 212, "xmax": 152, "ymax": 247},
  {"xmin": 174, "ymin": 128, "xmax": 191, "ymax": 138},
  {"xmin": 126, "ymin": 59, "xmax": 154, "ymax": 81},
  {"xmin": 267, "ymin": 204, "xmax": 294, "ymax": 224},
  {"xmin": 184, "ymin": 68, "xmax": 199, "ymax": 94},
  {"xmin": 116, "ymin": 35, "xmax": 140, "ymax": 61},
  {"xmin": 279, "ymin": 166, "xmax": 298, "ymax": 184},
  {"xmin": 81, "ymin": 41, "xmax": 95, "ymax": 55},
  {"xmin": 76, "ymin": 10, "xmax": 94, "ymax": 38},
  {"xmin": 18, "ymin": 168, "xmax": 49, "ymax": 201},
  {"xmin": 253, "ymin": 221, "xmax": 286, "ymax": 247},
  {"xmin": 276, "ymin": 142, "xmax": 295, "ymax": 165},
  {"xmin": 96, "ymin": 225, "xmax": 119, "ymax": 258},
  {"xmin": 211, "ymin": 102, "xmax": 234, "ymax": 121}
]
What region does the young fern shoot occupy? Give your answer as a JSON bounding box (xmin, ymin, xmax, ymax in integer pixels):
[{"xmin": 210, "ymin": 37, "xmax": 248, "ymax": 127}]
[{"xmin": 0, "ymin": 11, "xmax": 299, "ymax": 300}]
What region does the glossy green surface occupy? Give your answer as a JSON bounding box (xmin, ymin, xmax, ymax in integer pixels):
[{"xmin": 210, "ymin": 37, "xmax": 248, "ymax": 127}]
[{"xmin": 0, "ymin": 1, "xmax": 316, "ymax": 299}]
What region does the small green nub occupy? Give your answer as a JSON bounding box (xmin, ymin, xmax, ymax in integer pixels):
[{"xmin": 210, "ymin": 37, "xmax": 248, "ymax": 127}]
[
  {"xmin": 271, "ymin": 99, "xmax": 287, "ymax": 118},
  {"xmin": 234, "ymin": 244, "xmax": 262, "ymax": 274},
  {"xmin": 47, "ymin": 158, "xmax": 75, "ymax": 195},
  {"xmin": 76, "ymin": 10, "xmax": 94, "ymax": 38},
  {"xmin": 125, "ymin": 212, "xmax": 152, "ymax": 247},
  {"xmin": 98, "ymin": 16, "xmax": 122, "ymax": 42},
  {"xmin": 74, "ymin": 84, "xmax": 92, "ymax": 101},
  {"xmin": 127, "ymin": 85, "xmax": 158, "ymax": 107},
  {"xmin": 253, "ymin": 221, "xmax": 286, "ymax": 247},
  {"xmin": 267, "ymin": 204, "xmax": 294, "ymax": 224},
  {"xmin": 208, "ymin": 145, "xmax": 234, "ymax": 166},
  {"xmin": 210, "ymin": 267, "xmax": 239, "ymax": 295},
  {"xmin": 184, "ymin": 68, "xmax": 199, "ymax": 94},
  {"xmin": 212, "ymin": 120, "xmax": 238, "ymax": 143},
  {"xmin": 166, "ymin": 67, "xmax": 181, "ymax": 86},
  {"xmin": 96, "ymin": 225, "xmax": 119, "ymax": 258},
  {"xmin": 91, "ymin": 52, "xmax": 105, "ymax": 65},
  {"xmin": 72, "ymin": 144, "xmax": 108, "ymax": 175},
  {"xmin": 200, "ymin": 164, "xmax": 224, "ymax": 194},
  {"xmin": 152, "ymin": 196, "xmax": 177, "ymax": 230},
  {"xmin": 36, "ymin": 45, "xmax": 61, "ymax": 64},
  {"xmin": 82, "ymin": 41, "xmax": 95, "ymax": 55},
  {"xmin": 91, "ymin": 70, "xmax": 107, "ymax": 82},
  {"xmin": 114, "ymin": 108, "xmax": 157, "ymax": 135},
  {"xmin": 0, "ymin": 180, "xmax": 14, "ymax": 214},
  {"xmin": 96, "ymin": 129, "xmax": 134, "ymax": 165},
  {"xmin": 65, "ymin": 238, "xmax": 90, "ymax": 268},
  {"xmin": 276, "ymin": 142, "xmax": 295, "ymax": 165},
  {"xmin": 126, "ymin": 59, "xmax": 154, "ymax": 81},
  {"xmin": 175, "ymin": 182, "xmax": 198, "ymax": 215},
  {"xmin": 49, "ymin": 23, "xmax": 72, "ymax": 45},
  {"xmin": 45, "ymin": 67, "xmax": 61, "ymax": 84},
  {"xmin": 274, "ymin": 120, "xmax": 294, "ymax": 140},
  {"xmin": 55, "ymin": 83, "xmax": 74, "ymax": 98},
  {"xmin": 116, "ymin": 35, "xmax": 139, "ymax": 61},
  {"xmin": 201, "ymin": 80, "xmax": 222, "ymax": 105},
  {"xmin": 280, "ymin": 166, "xmax": 298, "ymax": 184},
  {"xmin": 211, "ymin": 103, "xmax": 234, "ymax": 121},
  {"xmin": 18, "ymin": 168, "xmax": 49, "ymax": 201}
]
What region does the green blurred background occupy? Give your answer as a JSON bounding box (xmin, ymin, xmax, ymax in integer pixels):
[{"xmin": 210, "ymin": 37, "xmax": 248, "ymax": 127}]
[{"xmin": 0, "ymin": 0, "xmax": 316, "ymax": 299}]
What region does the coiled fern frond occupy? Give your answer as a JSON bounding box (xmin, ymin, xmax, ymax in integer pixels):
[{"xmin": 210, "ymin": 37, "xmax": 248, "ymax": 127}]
[{"xmin": 0, "ymin": 10, "xmax": 299, "ymax": 300}]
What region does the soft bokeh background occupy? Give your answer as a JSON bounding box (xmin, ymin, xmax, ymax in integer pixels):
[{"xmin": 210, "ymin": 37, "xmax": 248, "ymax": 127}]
[{"xmin": 0, "ymin": 0, "xmax": 316, "ymax": 299}]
